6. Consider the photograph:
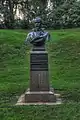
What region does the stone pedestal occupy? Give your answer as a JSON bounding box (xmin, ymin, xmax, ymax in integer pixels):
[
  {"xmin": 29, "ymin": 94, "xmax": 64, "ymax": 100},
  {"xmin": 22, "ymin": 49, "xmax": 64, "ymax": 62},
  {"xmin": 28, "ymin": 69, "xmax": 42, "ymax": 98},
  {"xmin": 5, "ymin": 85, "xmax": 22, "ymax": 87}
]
[
  {"xmin": 25, "ymin": 48, "xmax": 57, "ymax": 103},
  {"xmin": 30, "ymin": 51, "xmax": 49, "ymax": 91}
]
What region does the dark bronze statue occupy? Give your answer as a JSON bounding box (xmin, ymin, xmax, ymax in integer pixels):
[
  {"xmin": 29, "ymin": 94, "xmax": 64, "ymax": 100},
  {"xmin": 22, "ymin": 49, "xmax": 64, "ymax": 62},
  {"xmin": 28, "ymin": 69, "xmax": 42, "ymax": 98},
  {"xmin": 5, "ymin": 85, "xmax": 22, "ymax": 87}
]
[{"xmin": 25, "ymin": 17, "xmax": 50, "ymax": 46}]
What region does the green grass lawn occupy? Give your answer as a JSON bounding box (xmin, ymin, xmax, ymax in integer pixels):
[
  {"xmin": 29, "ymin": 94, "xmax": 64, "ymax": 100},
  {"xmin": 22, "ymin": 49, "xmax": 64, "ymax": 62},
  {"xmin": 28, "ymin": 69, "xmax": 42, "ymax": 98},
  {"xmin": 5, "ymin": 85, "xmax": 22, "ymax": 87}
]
[{"xmin": 0, "ymin": 28, "xmax": 80, "ymax": 120}]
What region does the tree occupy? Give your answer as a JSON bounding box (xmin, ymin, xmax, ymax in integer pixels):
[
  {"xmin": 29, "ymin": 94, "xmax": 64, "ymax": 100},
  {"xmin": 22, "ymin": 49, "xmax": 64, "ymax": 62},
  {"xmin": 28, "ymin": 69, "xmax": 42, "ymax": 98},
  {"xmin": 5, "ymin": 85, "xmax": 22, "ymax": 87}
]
[{"xmin": 0, "ymin": 0, "xmax": 80, "ymax": 29}]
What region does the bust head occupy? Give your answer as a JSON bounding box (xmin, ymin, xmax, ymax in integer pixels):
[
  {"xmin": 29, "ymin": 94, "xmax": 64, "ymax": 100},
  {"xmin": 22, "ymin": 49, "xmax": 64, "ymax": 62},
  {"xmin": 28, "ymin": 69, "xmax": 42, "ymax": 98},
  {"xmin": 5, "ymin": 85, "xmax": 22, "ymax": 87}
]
[
  {"xmin": 33, "ymin": 17, "xmax": 42, "ymax": 30},
  {"xmin": 25, "ymin": 17, "xmax": 50, "ymax": 47}
]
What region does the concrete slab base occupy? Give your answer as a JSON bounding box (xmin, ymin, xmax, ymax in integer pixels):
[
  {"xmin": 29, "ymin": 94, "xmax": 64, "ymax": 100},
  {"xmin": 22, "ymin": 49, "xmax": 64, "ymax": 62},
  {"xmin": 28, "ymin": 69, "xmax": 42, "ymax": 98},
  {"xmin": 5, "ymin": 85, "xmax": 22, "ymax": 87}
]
[{"xmin": 16, "ymin": 88, "xmax": 62, "ymax": 105}]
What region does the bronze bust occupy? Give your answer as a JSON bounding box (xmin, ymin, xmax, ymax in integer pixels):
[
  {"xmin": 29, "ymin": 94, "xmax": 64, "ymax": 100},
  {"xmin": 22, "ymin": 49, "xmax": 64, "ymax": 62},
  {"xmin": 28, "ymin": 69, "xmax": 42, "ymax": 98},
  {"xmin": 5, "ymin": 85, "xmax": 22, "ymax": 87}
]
[{"xmin": 25, "ymin": 17, "xmax": 50, "ymax": 47}]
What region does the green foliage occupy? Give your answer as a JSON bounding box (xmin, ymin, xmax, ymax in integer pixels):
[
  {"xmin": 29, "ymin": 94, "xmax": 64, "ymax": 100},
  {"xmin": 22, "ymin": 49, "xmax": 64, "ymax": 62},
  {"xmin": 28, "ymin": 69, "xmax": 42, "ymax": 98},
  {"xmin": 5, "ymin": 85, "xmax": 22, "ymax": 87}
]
[
  {"xmin": 0, "ymin": 0, "xmax": 80, "ymax": 29},
  {"xmin": 0, "ymin": 0, "xmax": 15, "ymax": 28},
  {"xmin": 47, "ymin": 0, "xmax": 80, "ymax": 29}
]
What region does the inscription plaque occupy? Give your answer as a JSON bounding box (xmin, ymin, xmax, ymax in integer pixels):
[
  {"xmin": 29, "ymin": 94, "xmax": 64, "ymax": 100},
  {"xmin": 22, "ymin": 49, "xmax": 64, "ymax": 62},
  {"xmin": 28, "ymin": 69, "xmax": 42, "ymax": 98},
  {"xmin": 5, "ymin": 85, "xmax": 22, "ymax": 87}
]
[{"xmin": 30, "ymin": 52, "xmax": 48, "ymax": 71}]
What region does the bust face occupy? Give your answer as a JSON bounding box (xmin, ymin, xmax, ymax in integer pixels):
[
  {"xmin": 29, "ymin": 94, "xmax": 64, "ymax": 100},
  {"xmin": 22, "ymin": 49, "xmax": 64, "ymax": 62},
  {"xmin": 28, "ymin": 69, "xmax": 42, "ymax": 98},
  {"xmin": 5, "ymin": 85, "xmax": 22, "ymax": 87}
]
[{"xmin": 35, "ymin": 22, "xmax": 41, "ymax": 29}]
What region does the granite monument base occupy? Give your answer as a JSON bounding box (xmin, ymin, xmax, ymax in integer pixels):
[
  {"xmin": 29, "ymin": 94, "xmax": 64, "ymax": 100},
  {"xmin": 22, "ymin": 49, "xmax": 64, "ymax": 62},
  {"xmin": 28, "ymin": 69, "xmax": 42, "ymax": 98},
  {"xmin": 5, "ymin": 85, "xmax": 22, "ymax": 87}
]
[
  {"xmin": 16, "ymin": 48, "xmax": 61, "ymax": 105},
  {"xmin": 25, "ymin": 49, "xmax": 57, "ymax": 103},
  {"xmin": 16, "ymin": 88, "xmax": 61, "ymax": 105}
]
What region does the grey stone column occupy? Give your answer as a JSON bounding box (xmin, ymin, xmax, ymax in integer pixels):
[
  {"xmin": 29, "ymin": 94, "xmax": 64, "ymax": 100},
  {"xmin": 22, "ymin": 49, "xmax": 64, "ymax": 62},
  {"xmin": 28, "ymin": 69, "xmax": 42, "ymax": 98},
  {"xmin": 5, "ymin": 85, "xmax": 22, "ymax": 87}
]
[
  {"xmin": 30, "ymin": 50, "xmax": 49, "ymax": 91},
  {"xmin": 25, "ymin": 47, "xmax": 56, "ymax": 102}
]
